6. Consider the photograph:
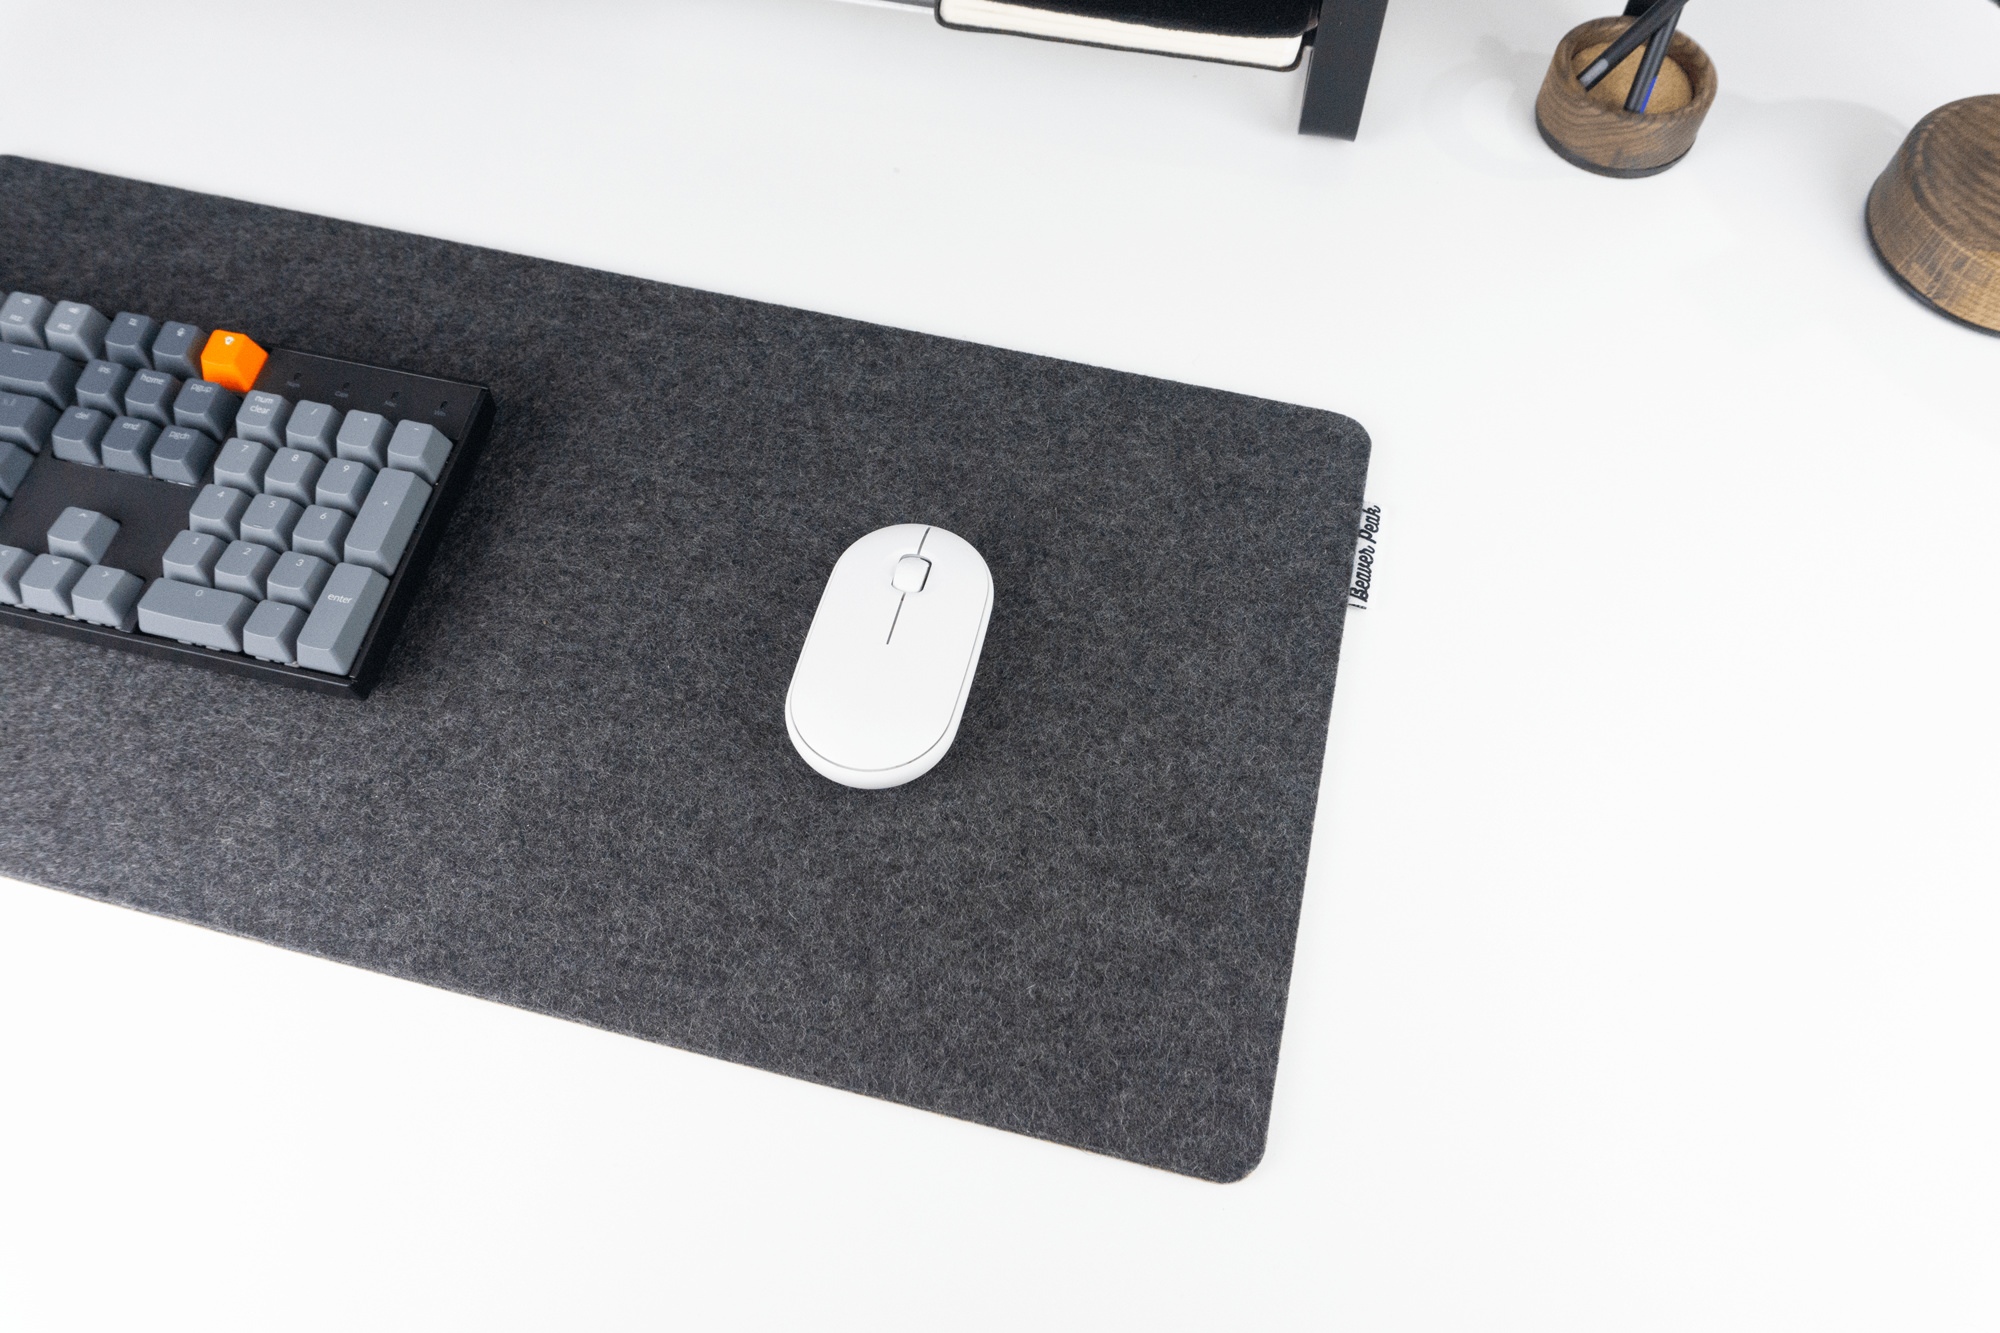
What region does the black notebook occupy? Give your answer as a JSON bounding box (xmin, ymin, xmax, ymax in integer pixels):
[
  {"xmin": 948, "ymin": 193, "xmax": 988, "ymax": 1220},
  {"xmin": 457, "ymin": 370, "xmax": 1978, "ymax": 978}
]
[{"xmin": 937, "ymin": 0, "xmax": 1315, "ymax": 68}]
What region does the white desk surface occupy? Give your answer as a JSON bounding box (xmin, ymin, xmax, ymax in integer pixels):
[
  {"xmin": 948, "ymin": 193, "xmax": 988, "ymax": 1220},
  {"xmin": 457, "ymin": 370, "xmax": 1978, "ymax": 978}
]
[{"xmin": 3, "ymin": 1, "xmax": 1996, "ymax": 1327}]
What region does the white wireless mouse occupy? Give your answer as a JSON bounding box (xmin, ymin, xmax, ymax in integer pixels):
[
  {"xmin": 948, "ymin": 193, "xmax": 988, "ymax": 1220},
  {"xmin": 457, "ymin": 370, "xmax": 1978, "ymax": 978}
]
[{"xmin": 786, "ymin": 524, "xmax": 994, "ymax": 790}]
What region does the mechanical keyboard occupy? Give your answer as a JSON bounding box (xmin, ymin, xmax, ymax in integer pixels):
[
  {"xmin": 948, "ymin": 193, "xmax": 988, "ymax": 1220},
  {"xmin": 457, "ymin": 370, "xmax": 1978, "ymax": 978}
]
[{"xmin": 0, "ymin": 289, "xmax": 493, "ymax": 696}]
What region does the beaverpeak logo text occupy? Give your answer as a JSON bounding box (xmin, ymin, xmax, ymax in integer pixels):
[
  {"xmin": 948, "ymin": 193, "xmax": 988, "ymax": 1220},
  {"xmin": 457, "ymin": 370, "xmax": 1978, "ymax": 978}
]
[{"xmin": 1348, "ymin": 504, "xmax": 1381, "ymax": 609}]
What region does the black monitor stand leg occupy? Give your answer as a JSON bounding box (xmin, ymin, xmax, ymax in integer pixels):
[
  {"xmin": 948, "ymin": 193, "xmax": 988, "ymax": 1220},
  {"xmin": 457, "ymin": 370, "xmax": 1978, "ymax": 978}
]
[{"xmin": 1297, "ymin": 0, "xmax": 1392, "ymax": 140}]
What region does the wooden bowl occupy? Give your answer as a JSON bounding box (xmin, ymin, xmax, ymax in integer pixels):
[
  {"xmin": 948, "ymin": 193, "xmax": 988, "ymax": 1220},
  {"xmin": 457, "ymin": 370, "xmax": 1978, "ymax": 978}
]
[
  {"xmin": 1536, "ymin": 17, "xmax": 1719, "ymax": 178},
  {"xmin": 1866, "ymin": 95, "xmax": 2000, "ymax": 335}
]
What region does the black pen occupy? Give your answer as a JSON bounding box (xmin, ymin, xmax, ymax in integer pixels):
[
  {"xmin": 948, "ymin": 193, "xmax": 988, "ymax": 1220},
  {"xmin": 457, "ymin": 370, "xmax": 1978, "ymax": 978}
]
[
  {"xmin": 1624, "ymin": 0, "xmax": 1684, "ymax": 112},
  {"xmin": 1578, "ymin": 0, "xmax": 1689, "ymax": 91}
]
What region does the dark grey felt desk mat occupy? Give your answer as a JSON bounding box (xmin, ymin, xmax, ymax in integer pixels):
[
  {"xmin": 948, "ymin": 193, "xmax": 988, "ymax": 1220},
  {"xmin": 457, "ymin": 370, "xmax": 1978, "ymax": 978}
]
[{"xmin": 0, "ymin": 155, "xmax": 1368, "ymax": 1181}]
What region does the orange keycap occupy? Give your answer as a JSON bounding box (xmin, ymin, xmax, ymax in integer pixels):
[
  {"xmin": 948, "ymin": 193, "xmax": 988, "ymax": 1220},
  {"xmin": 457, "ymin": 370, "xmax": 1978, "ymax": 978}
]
[{"xmin": 200, "ymin": 329, "xmax": 268, "ymax": 394}]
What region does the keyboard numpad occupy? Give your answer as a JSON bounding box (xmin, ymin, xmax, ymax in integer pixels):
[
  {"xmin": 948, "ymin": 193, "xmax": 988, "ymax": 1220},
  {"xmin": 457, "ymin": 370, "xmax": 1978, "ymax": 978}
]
[
  {"xmin": 214, "ymin": 540, "xmax": 278, "ymax": 600},
  {"xmin": 290, "ymin": 505, "xmax": 351, "ymax": 564},
  {"xmin": 21, "ymin": 553, "xmax": 84, "ymax": 616},
  {"xmin": 47, "ymin": 507, "xmax": 119, "ymax": 565},
  {"xmin": 189, "ymin": 484, "xmax": 249, "ymax": 541},
  {"xmin": 72, "ymin": 565, "xmax": 143, "ymax": 631},
  {"xmin": 0, "ymin": 344, "xmax": 80, "ymax": 408},
  {"xmin": 51, "ymin": 407, "xmax": 110, "ymax": 466},
  {"xmin": 76, "ymin": 360, "xmax": 132, "ymax": 415},
  {"xmin": 104, "ymin": 312, "xmax": 158, "ymax": 369},
  {"xmin": 152, "ymin": 426, "xmax": 218, "ymax": 485},
  {"xmin": 102, "ymin": 417, "xmax": 158, "ymax": 475},
  {"xmin": 263, "ymin": 448, "xmax": 324, "ymax": 505},
  {"xmin": 214, "ymin": 438, "xmax": 272, "ymax": 494},
  {"xmin": 136, "ymin": 577, "xmax": 252, "ymax": 651},
  {"xmin": 162, "ymin": 530, "xmax": 225, "ymax": 585}
]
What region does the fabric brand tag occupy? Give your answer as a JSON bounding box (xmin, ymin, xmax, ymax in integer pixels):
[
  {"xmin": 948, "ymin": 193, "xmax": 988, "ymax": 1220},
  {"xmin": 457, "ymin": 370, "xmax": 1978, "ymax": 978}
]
[{"xmin": 1348, "ymin": 502, "xmax": 1381, "ymax": 609}]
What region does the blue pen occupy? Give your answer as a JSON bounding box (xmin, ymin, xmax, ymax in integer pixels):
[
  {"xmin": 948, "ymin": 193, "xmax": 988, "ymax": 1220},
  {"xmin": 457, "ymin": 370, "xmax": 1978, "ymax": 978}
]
[
  {"xmin": 1578, "ymin": 0, "xmax": 1689, "ymax": 92},
  {"xmin": 1625, "ymin": 0, "xmax": 1685, "ymax": 113}
]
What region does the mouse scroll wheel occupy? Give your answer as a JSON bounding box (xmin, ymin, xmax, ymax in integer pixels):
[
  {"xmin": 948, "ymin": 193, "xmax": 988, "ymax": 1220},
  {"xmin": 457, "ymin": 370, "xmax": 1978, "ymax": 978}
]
[{"xmin": 891, "ymin": 555, "xmax": 931, "ymax": 593}]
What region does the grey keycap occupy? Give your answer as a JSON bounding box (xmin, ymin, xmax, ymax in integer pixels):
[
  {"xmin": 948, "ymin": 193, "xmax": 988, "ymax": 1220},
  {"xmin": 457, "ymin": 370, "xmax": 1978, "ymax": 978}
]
[
  {"xmin": 239, "ymin": 494, "xmax": 303, "ymax": 551},
  {"xmin": 266, "ymin": 544, "xmax": 332, "ymax": 608},
  {"xmin": 45, "ymin": 302, "xmax": 108, "ymax": 362},
  {"xmin": 47, "ymin": 507, "xmax": 119, "ymax": 564},
  {"xmin": 244, "ymin": 599, "xmax": 307, "ymax": 665},
  {"xmin": 213, "ymin": 438, "xmax": 273, "ymax": 494},
  {"xmin": 50, "ymin": 407, "xmax": 111, "ymax": 466},
  {"xmin": 0, "ymin": 441, "xmax": 30, "ymax": 498},
  {"xmin": 162, "ymin": 530, "xmax": 225, "ymax": 585},
  {"xmin": 296, "ymin": 562, "xmax": 387, "ymax": 675},
  {"xmin": 266, "ymin": 551, "xmax": 332, "ymax": 610},
  {"xmin": 75, "ymin": 359, "xmax": 133, "ymax": 415},
  {"xmin": 0, "ymin": 543, "xmax": 31, "ymax": 604},
  {"xmin": 262, "ymin": 448, "xmax": 324, "ymax": 506},
  {"xmin": 2, "ymin": 293, "xmax": 52, "ymax": 347},
  {"xmin": 101, "ymin": 417, "xmax": 159, "ymax": 475},
  {"xmin": 235, "ymin": 391, "xmax": 291, "ymax": 448},
  {"xmin": 385, "ymin": 419, "xmax": 451, "ymax": 484},
  {"xmin": 174, "ymin": 380, "xmax": 238, "ymax": 439},
  {"xmin": 289, "ymin": 505, "xmax": 351, "ymax": 564},
  {"xmin": 336, "ymin": 411, "xmax": 391, "ymax": 468},
  {"xmin": 0, "ymin": 344, "xmax": 80, "ymax": 408},
  {"xmin": 188, "ymin": 484, "xmax": 250, "ymax": 540},
  {"xmin": 0, "ymin": 392, "xmax": 56, "ymax": 453},
  {"xmin": 124, "ymin": 369, "xmax": 181, "ymax": 426},
  {"xmin": 151, "ymin": 322, "xmax": 205, "ymax": 379},
  {"xmin": 22, "ymin": 554, "xmax": 85, "ymax": 616},
  {"xmin": 137, "ymin": 577, "xmax": 252, "ymax": 651},
  {"xmin": 316, "ymin": 457, "xmax": 375, "ymax": 514},
  {"xmin": 343, "ymin": 468, "xmax": 430, "ymax": 576},
  {"xmin": 214, "ymin": 540, "xmax": 279, "ymax": 600},
  {"xmin": 72, "ymin": 565, "xmax": 144, "ymax": 632},
  {"xmin": 286, "ymin": 400, "xmax": 339, "ymax": 458},
  {"xmin": 104, "ymin": 312, "xmax": 158, "ymax": 369},
  {"xmin": 151, "ymin": 427, "xmax": 218, "ymax": 485}
]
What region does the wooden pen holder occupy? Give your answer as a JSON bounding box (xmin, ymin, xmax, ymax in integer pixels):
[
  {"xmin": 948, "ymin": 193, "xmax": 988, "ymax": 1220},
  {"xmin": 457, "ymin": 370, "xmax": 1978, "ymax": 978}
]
[
  {"xmin": 1867, "ymin": 96, "xmax": 2000, "ymax": 335},
  {"xmin": 1536, "ymin": 17, "xmax": 1718, "ymax": 178}
]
